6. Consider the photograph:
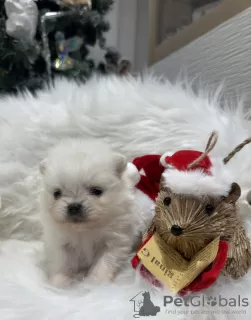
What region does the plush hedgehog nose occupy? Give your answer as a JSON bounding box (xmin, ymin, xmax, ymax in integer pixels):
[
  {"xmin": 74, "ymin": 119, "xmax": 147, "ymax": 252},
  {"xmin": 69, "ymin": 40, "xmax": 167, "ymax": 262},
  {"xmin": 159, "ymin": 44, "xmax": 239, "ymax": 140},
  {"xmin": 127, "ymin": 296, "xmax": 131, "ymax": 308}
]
[{"xmin": 171, "ymin": 225, "xmax": 183, "ymax": 236}]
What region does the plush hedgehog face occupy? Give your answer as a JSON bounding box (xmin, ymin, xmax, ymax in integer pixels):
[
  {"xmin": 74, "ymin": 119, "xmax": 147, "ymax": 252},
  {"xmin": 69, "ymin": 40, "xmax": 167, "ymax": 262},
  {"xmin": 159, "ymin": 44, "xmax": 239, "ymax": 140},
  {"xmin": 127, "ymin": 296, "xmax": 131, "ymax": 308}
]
[{"xmin": 153, "ymin": 182, "xmax": 241, "ymax": 260}]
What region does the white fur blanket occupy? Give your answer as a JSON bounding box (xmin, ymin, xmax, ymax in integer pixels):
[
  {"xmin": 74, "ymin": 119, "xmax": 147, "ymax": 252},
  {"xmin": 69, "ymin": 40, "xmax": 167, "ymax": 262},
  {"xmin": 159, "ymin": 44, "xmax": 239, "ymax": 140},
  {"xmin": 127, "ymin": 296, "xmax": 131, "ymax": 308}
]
[{"xmin": 1, "ymin": 75, "xmax": 251, "ymax": 320}]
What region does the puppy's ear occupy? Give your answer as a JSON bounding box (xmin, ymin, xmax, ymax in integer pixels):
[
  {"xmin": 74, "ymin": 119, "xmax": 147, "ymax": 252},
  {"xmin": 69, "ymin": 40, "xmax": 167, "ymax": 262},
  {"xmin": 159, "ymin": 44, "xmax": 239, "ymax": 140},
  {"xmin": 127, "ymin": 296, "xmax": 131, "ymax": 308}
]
[
  {"xmin": 224, "ymin": 182, "xmax": 241, "ymax": 204},
  {"xmin": 114, "ymin": 153, "xmax": 127, "ymax": 177},
  {"xmin": 39, "ymin": 159, "xmax": 47, "ymax": 175}
]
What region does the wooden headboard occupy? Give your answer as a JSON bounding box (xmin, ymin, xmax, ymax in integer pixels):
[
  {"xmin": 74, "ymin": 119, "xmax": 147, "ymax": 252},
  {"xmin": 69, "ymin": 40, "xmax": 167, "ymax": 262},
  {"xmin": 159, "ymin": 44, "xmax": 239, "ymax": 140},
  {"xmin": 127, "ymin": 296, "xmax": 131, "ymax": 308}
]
[{"xmin": 148, "ymin": 0, "xmax": 251, "ymax": 65}]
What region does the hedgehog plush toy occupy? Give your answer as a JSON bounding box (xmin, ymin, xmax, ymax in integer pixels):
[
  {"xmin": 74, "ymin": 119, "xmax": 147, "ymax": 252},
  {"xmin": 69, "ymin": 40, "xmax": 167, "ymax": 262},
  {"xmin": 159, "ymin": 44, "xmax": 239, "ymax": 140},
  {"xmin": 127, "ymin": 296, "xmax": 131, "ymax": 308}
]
[{"xmin": 131, "ymin": 132, "xmax": 251, "ymax": 295}]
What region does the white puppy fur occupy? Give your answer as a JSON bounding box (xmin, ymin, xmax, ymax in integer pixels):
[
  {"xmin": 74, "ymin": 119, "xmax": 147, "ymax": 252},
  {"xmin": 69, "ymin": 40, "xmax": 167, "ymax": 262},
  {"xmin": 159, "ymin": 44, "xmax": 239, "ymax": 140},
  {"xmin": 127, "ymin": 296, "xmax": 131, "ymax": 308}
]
[{"xmin": 39, "ymin": 138, "xmax": 140, "ymax": 288}]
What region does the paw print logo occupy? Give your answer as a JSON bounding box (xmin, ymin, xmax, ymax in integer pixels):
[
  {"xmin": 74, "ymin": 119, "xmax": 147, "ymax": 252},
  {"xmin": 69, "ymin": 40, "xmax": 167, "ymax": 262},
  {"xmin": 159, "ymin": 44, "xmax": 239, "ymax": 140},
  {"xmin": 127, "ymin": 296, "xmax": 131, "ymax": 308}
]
[{"xmin": 206, "ymin": 296, "xmax": 217, "ymax": 307}]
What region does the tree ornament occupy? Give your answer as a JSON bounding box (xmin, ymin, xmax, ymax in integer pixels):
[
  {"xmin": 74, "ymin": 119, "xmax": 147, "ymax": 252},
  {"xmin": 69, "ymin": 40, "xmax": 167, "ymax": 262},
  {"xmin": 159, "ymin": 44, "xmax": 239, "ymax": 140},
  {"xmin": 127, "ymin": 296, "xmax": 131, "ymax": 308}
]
[
  {"xmin": 40, "ymin": 11, "xmax": 72, "ymax": 76},
  {"xmin": 62, "ymin": 0, "xmax": 92, "ymax": 8},
  {"xmin": 4, "ymin": 0, "xmax": 38, "ymax": 42},
  {"xmin": 53, "ymin": 31, "xmax": 83, "ymax": 71},
  {"xmin": 85, "ymin": 42, "xmax": 108, "ymax": 66},
  {"xmin": 40, "ymin": 2, "xmax": 91, "ymax": 77}
]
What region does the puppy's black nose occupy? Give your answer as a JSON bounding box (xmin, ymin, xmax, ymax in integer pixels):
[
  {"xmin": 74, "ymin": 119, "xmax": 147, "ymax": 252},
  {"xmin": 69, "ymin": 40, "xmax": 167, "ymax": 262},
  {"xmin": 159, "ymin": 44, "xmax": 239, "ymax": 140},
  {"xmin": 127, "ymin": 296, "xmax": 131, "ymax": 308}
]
[
  {"xmin": 67, "ymin": 203, "xmax": 82, "ymax": 216},
  {"xmin": 171, "ymin": 225, "xmax": 183, "ymax": 236}
]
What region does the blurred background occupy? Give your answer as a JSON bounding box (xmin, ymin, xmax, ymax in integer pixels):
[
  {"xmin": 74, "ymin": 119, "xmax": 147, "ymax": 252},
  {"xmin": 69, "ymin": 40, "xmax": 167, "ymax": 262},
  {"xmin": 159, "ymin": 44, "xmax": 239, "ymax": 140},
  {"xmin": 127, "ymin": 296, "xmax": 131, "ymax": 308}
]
[
  {"xmin": 111, "ymin": 0, "xmax": 251, "ymax": 106},
  {"xmin": 1, "ymin": 0, "xmax": 251, "ymax": 106}
]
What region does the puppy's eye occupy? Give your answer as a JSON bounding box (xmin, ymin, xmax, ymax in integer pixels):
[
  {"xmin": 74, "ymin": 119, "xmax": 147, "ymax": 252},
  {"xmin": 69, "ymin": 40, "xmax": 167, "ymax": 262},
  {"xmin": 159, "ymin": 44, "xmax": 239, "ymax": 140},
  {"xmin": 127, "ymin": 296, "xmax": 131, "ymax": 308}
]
[
  {"xmin": 163, "ymin": 197, "xmax": 171, "ymax": 206},
  {"xmin": 54, "ymin": 189, "xmax": 62, "ymax": 200},
  {"xmin": 89, "ymin": 187, "xmax": 103, "ymax": 196},
  {"xmin": 205, "ymin": 204, "xmax": 215, "ymax": 216}
]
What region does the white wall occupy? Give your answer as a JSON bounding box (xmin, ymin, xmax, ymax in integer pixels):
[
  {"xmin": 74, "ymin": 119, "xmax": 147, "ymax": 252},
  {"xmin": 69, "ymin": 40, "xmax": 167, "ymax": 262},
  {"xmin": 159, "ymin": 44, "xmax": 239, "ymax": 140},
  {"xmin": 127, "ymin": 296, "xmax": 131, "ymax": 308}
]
[
  {"xmin": 106, "ymin": 0, "xmax": 138, "ymax": 68},
  {"xmin": 107, "ymin": 2, "xmax": 251, "ymax": 109},
  {"xmin": 135, "ymin": 0, "xmax": 150, "ymax": 71},
  {"xmin": 151, "ymin": 7, "xmax": 251, "ymax": 107},
  {"xmin": 106, "ymin": 0, "xmax": 119, "ymax": 48}
]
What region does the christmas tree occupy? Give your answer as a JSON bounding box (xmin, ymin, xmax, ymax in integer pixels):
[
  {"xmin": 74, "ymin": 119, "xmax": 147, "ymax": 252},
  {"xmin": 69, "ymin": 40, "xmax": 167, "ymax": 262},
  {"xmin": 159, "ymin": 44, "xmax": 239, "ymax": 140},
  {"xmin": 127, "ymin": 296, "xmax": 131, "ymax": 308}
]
[{"xmin": 0, "ymin": 0, "xmax": 131, "ymax": 94}]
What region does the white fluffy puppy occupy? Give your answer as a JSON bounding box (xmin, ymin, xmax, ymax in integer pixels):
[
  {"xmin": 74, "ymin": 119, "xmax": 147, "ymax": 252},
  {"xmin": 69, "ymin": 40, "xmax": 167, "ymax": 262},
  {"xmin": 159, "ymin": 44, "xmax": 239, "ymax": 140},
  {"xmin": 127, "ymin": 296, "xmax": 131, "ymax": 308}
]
[{"xmin": 39, "ymin": 138, "xmax": 140, "ymax": 288}]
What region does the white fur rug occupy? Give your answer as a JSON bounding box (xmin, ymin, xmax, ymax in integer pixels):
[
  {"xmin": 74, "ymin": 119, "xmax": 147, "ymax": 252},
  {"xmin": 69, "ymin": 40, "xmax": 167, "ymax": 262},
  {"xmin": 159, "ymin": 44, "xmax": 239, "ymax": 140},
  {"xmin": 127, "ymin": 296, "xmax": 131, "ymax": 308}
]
[{"xmin": 1, "ymin": 74, "xmax": 251, "ymax": 320}]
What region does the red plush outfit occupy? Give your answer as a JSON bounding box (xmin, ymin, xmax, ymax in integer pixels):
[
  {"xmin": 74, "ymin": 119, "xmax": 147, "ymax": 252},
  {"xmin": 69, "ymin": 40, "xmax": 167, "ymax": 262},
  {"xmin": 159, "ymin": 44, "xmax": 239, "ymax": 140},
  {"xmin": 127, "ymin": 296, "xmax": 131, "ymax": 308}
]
[
  {"xmin": 132, "ymin": 155, "xmax": 164, "ymax": 201},
  {"xmin": 131, "ymin": 150, "xmax": 229, "ymax": 295}
]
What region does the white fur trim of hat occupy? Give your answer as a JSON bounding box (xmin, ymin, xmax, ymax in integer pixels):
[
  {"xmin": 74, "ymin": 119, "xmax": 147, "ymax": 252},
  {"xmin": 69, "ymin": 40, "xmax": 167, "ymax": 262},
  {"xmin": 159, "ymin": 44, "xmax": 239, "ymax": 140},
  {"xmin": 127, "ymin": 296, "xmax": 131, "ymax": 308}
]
[{"xmin": 161, "ymin": 150, "xmax": 234, "ymax": 197}]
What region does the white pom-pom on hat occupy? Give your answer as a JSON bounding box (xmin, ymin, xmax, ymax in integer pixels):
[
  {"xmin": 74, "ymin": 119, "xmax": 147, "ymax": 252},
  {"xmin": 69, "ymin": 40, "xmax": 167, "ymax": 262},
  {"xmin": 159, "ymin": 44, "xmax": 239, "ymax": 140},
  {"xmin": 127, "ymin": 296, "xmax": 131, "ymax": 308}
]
[
  {"xmin": 160, "ymin": 151, "xmax": 174, "ymax": 168},
  {"xmin": 126, "ymin": 162, "xmax": 140, "ymax": 186}
]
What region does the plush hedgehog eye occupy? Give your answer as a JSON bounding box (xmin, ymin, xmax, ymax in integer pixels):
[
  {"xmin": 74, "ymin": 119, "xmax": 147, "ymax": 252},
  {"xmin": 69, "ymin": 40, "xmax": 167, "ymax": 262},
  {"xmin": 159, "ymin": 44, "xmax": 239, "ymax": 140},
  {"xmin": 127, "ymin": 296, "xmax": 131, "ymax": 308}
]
[
  {"xmin": 54, "ymin": 189, "xmax": 62, "ymax": 200},
  {"xmin": 163, "ymin": 197, "xmax": 171, "ymax": 206},
  {"xmin": 246, "ymin": 190, "xmax": 251, "ymax": 205},
  {"xmin": 205, "ymin": 204, "xmax": 215, "ymax": 216},
  {"xmin": 89, "ymin": 187, "xmax": 103, "ymax": 197}
]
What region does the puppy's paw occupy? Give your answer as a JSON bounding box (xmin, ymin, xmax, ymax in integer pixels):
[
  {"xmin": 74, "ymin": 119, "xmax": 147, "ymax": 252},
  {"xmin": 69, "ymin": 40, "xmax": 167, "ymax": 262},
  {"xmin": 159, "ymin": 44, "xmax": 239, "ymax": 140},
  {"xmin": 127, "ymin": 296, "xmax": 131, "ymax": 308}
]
[{"xmin": 48, "ymin": 273, "xmax": 74, "ymax": 289}]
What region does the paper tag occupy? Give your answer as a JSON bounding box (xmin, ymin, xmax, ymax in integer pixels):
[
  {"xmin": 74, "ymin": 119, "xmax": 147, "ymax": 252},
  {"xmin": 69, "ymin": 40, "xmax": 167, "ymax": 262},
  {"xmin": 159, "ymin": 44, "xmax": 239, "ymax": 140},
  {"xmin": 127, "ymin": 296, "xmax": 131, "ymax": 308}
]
[{"xmin": 137, "ymin": 233, "xmax": 220, "ymax": 294}]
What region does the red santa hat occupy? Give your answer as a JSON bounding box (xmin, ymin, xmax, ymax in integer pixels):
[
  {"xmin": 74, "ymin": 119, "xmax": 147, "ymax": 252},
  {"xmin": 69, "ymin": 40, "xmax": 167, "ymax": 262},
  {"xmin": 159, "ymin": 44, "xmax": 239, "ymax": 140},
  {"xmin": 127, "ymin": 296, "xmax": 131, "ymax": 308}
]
[{"xmin": 160, "ymin": 149, "xmax": 233, "ymax": 197}]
